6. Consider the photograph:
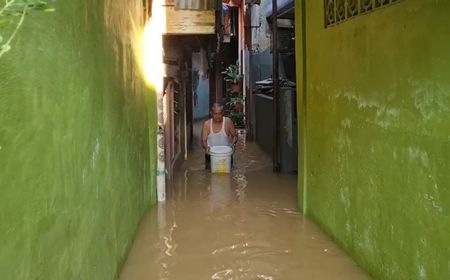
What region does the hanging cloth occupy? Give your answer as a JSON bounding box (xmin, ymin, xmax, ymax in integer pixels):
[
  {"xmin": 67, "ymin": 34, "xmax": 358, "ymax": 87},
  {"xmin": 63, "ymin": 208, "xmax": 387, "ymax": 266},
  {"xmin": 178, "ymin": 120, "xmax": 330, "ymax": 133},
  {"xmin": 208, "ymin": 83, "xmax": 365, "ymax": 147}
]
[{"xmin": 199, "ymin": 48, "xmax": 208, "ymax": 80}]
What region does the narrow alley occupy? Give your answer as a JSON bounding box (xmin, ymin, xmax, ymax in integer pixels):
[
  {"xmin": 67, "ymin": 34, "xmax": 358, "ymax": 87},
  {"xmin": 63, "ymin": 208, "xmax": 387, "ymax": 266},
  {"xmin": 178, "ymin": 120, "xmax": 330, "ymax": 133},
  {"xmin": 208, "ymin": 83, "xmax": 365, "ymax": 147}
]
[
  {"xmin": 119, "ymin": 125, "xmax": 370, "ymax": 280},
  {"xmin": 1, "ymin": 0, "xmax": 450, "ymax": 280}
]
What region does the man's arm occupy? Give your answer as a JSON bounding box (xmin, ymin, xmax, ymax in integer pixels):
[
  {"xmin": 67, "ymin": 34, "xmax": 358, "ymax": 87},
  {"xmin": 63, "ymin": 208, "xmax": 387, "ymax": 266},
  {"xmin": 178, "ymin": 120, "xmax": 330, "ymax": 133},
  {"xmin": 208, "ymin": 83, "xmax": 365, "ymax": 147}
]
[
  {"xmin": 201, "ymin": 121, "xmax": 209, "ymax": 152},
  {"xmin": 226, "ymin": 118, "xmax": 238, "ymax": 146}
]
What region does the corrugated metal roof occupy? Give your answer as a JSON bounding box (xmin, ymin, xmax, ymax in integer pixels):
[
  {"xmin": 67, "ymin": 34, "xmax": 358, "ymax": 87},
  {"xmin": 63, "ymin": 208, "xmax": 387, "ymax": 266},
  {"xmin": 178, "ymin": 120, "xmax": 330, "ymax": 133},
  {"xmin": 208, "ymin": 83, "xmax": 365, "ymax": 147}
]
[{"xmin": 175, "ymin": 0, "xmax": 216, "ymax": 10}]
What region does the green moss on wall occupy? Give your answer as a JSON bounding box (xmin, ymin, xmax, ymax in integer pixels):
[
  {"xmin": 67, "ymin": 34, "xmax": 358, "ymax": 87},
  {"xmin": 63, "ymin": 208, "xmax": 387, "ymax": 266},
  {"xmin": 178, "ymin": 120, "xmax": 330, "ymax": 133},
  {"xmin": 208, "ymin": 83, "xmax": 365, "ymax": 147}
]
[
  {"xmin": 297, "ymin": 0, "xmax": 450, "ymax": 279},
  {"xmin": 0, "ymin": 1, "xmax": 157, "ymax": 279}
]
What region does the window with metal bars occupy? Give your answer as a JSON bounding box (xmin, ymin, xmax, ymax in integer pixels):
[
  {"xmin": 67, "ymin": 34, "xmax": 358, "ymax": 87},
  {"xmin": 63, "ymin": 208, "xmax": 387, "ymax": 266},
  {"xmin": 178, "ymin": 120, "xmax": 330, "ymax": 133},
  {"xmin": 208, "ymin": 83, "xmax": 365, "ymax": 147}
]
[{"xmin": 324, "ymin": 0, "xmax": 402, "ymax": 28}]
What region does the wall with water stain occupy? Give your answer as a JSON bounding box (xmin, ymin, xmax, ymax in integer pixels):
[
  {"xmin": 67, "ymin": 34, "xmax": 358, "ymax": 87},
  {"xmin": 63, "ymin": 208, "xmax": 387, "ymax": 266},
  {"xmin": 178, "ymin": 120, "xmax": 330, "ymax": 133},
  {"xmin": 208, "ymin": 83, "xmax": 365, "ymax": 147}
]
[
  {"xmin": 0, "ymin": 0, "xmax": 157, "ymax": 279},
  {"xmin": 297, "ymin": 0, "xmax": 450, "ymax": 279}
]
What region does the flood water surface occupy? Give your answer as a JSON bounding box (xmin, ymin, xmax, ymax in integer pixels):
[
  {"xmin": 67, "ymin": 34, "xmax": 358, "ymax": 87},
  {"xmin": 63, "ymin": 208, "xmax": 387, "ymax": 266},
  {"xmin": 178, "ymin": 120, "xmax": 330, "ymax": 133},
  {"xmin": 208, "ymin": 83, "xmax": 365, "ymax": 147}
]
[{"xmin": 120, "ymin": 133, "xmax": 371, "ymax": 280}]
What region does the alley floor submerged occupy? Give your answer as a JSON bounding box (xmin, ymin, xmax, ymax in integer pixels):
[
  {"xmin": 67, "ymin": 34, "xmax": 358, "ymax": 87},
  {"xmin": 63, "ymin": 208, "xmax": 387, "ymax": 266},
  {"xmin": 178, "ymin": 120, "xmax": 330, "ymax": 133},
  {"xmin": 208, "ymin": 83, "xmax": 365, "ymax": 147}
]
[{"xmin": 119, "ymin": 131, "xmax": 371, "ymax": 280}]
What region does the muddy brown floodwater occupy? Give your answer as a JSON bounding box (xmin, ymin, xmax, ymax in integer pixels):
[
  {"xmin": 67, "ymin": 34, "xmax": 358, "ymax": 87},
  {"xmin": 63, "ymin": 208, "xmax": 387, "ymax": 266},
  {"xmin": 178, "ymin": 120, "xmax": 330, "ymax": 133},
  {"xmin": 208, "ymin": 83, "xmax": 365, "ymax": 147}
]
[{"xmin": 120, "ymin": 129, "xmax": 371, "ymax": 280}]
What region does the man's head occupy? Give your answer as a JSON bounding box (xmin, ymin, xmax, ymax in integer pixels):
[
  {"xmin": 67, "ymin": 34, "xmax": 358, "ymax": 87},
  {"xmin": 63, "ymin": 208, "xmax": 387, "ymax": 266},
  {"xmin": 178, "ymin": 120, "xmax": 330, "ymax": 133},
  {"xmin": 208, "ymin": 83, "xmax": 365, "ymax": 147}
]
[{"xmin": 210, "ymin": 103, "xmax": 224, "ymax": 123}]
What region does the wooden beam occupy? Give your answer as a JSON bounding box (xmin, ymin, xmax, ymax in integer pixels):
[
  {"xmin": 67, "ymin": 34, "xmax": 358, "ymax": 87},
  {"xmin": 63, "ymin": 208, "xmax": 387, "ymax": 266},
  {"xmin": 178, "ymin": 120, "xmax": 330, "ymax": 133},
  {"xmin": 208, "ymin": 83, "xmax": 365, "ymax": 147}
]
[{"xmin": 164, "ymin": 6, "xmax": 215, "ymax": 35}]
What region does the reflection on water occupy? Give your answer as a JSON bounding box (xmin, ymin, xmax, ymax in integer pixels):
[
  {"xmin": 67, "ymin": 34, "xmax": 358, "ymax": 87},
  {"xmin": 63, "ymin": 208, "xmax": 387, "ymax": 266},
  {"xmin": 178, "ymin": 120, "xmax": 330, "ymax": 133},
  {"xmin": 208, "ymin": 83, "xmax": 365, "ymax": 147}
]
[
  {"xmin": 209, "ymin": 174, "xmax": 233, "ymax": 211},
  {"xmin": 233, "ymin": 173, "xmax": 247, "ymax": 203},
  {"xmin": 119, "ymin": 130, "xmax": 371, "ymax": 280}
]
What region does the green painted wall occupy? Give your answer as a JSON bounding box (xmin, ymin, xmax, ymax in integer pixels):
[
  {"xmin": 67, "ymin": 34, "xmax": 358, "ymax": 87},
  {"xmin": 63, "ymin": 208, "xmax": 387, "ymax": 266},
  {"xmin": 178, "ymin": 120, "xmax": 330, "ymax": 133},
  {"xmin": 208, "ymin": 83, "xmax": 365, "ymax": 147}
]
[
  {"xmin": 296, "ymin": 0, "xmax": 450, "ymax": 279},
  {"xmin": 0, "ymin": 1, "xmax": 157, "ymax": 279}
]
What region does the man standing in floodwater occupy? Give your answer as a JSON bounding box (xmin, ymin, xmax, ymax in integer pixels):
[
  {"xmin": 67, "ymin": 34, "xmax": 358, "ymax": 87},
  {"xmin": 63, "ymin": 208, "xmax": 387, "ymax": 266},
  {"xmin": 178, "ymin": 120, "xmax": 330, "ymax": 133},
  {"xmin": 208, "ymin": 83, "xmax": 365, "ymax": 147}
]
[{"xmin": 201, "ymin": 103, "xmax": 238, "ymax": 170}]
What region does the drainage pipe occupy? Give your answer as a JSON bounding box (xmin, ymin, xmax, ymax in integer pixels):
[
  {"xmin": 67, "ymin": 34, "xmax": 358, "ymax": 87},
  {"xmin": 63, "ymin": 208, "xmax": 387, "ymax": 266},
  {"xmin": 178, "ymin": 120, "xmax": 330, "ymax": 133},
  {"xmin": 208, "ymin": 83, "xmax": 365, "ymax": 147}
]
[{"xmin": 156, "ymin": 93, "xmax": 166, "ymax": 201}]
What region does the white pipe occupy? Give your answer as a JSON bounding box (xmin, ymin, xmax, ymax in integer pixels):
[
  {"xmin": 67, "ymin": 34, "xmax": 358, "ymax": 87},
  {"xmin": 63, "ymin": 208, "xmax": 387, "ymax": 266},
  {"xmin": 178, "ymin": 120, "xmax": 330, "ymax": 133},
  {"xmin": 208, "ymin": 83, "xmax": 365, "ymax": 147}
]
[
  {"xmin": 153, "ymin": 0, "xmax": 166, "ymax": 202},
  {"xmin": 240, "ymin": 4, "xmax": 247, "ymax": 126},
  {"xmin": 156, "ymin": 95, "xmax": 166, "ymax": 202},
  {"xmin": 157, "ymin": 113, "xmax": 166, "ymax": 202}
]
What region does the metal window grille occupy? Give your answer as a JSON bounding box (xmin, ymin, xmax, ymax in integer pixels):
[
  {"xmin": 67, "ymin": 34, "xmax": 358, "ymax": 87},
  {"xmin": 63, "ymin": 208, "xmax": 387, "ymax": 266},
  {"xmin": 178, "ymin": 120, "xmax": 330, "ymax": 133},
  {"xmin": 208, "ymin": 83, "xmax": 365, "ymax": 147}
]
[{"xmin": 325, "ymin": 0, "xmax": 402, "ymax": 28}]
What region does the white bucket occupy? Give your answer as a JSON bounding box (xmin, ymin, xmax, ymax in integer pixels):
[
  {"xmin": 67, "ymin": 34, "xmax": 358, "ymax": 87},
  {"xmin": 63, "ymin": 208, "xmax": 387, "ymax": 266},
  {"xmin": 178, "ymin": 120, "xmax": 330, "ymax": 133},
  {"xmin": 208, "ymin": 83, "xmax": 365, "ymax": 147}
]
[{"xmin": 209, "ymin": 145, "xmax": 233, "ymax": 173}]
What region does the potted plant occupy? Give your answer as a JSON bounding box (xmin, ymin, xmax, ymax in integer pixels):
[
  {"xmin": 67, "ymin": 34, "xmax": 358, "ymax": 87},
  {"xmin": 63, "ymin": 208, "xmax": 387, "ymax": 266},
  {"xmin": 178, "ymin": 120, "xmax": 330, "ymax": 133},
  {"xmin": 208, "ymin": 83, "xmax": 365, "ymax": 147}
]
[
  {"xmin": 222, "ymin": 63, "xmax": 243, "ymax": 93},
  {"xmin": 230, "ymin": 111, "xmax": 245, "ymax": 128},
  {"xmin": 226, "ymin": 97, "xmax": 244, "ymax": 111}
]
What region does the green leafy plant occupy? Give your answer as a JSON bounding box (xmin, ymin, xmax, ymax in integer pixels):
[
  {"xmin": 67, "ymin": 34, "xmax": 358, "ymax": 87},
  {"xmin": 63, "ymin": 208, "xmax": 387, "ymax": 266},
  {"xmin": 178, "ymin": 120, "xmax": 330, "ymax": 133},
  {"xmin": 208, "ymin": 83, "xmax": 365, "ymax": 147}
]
[
  {"xmin": 226, "ymin": 97, "xmax": 243, "ymax": 107},
  {"xmin": 225, "ymin": 95, "xmax": 244, "ymax": 127},
  {"xmin": 221, "ymin": 63, "xmax": 242, "ymax": 84},
  {"xmin": 230, "ymin": 111, "xmax": 245, "ymax": 128},
  {"xmin": 222, "ymin": 63, "xmax": 244, "ymax": 127}
]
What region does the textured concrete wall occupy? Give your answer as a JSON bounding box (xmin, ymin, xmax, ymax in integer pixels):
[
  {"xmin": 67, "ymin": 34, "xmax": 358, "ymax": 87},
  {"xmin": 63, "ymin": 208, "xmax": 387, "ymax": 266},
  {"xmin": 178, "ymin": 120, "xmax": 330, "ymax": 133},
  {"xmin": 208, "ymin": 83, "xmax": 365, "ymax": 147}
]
[
  {"xmin": 296, "ymin": 0, "xmax": 450, "ymax": 279},
  {"xmin": 0, "ymin": 1, "xmax": 157, "ymax": 279}
]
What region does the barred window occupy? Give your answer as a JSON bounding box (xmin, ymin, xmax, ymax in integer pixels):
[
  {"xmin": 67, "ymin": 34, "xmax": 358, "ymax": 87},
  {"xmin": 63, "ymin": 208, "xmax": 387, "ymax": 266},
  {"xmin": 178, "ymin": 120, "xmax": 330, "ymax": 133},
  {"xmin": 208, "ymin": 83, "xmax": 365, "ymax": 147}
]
[{"xmin": 325, "ymin": 0, "xmax": 401, "ymax": 28}]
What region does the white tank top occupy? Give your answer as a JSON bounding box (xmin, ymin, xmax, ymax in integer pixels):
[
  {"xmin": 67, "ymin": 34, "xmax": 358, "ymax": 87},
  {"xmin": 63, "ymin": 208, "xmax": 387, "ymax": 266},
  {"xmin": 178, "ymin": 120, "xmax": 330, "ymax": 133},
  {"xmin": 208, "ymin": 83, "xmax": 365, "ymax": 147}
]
[{"xmin": 207, "ymin": 117, "xmax": 231, "ymax": 147}]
